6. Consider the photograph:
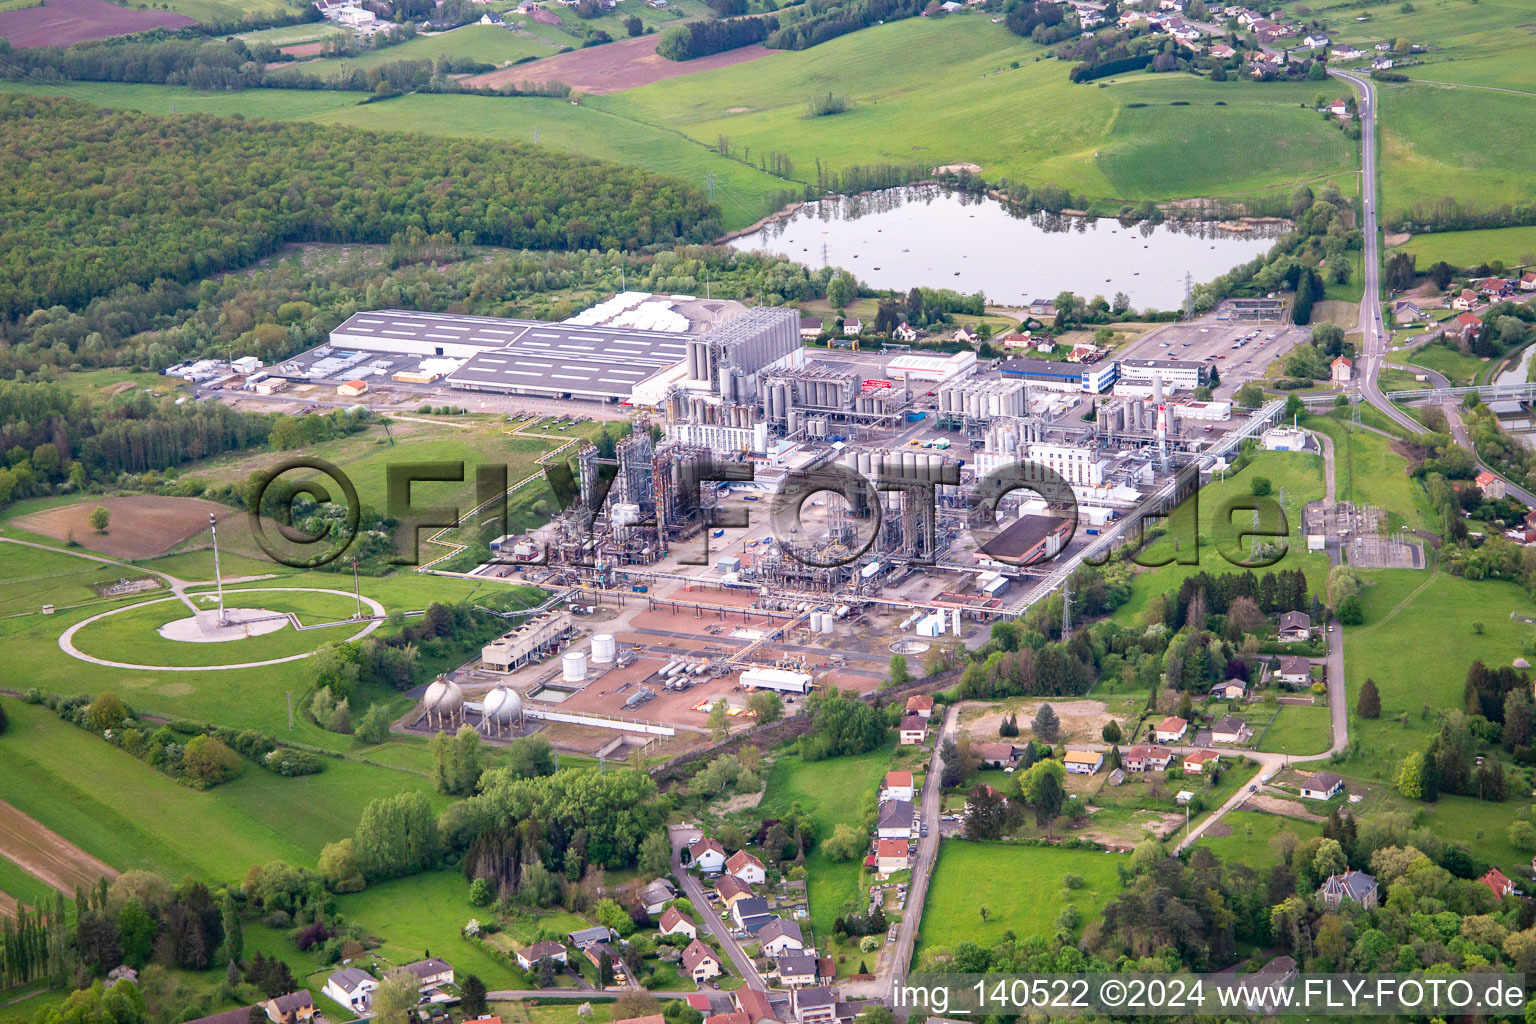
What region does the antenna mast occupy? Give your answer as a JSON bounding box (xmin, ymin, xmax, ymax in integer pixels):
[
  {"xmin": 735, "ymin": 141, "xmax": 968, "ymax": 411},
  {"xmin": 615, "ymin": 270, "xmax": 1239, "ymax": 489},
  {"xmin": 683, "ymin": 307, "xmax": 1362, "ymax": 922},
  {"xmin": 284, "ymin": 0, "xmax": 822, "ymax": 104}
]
[{"xmin": 209, "ymin": 513, "xmax": 228, "ymax": 626}]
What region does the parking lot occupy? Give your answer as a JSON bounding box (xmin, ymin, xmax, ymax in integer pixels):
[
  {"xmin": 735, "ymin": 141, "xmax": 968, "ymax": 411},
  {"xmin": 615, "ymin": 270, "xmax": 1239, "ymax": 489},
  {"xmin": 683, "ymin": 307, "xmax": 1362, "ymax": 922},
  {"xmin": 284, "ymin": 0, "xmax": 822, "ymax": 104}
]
[{"xmin": 1116, "ymin": 313, "xmax": 1309, "ymax": 397}]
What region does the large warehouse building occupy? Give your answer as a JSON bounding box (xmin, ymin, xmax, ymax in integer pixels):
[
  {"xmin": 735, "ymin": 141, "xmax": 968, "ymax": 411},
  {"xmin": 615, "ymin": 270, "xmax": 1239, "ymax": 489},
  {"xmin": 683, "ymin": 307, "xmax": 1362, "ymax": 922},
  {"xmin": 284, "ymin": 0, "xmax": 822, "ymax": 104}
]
[{"xmin": 324, "ymin": 307, "xmax": 800, "ymax": 405}]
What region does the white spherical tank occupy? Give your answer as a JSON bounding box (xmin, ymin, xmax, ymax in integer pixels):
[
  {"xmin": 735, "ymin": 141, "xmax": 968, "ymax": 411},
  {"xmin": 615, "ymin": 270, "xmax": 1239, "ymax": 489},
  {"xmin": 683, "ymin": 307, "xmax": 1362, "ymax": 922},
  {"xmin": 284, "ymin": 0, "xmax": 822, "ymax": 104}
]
[
  {"xmin": 592, "ymin": 633, "xmax": 616, "ymax": 664},
  {"xmin": 562, "ymin": 650, "xmax": 588, "ymax": 682},
  {"xmin": 423, "ymin": 678, "xmax": 464, "ymax": 713},
  {"xmin": 483, "ymin": 686, "xmax": 523, "ymax": 724}
]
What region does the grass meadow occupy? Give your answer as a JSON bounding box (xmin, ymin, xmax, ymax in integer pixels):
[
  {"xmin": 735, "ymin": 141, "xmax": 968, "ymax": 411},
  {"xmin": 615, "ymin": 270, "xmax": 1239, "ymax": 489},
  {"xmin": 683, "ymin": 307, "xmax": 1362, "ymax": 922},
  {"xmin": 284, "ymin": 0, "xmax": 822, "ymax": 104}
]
[
  {"xmin": 915, "ymin": 842, "xmax": 1125, "ymax": 962},
  {"xmin": 1196, "ymin": 809, "xmax": 1320, "ymax": 869},
  {"xmin": 1405, "ymin": 341, "xmax": 1491, "ymax": 386},
  {"xmin": 1301, "ymin": 415, "xmax": 1436, "ymax": 533},
  {"xmin": 1396, "ymin": 226, "xmax": 1536, "ymax": 270},
  {"xmin": 1255, "ymin": 703, "xmax": 1331, "ymax": 756},
  {"xmin": 267, "ymin": 25, "xmax": 554, "ymax": 78}
]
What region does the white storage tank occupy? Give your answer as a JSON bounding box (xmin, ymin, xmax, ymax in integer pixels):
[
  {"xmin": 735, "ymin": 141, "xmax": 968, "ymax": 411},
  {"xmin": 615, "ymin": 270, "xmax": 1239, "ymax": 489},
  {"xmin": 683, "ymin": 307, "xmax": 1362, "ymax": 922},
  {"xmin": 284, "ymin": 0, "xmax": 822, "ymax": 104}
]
[
  {"xmin": 562, "ymin": 650, "xmax": 588, "ymax": 682},
  {"xmin": 592, "ymin": 633, "xmax": 616, "ymax": 664},
  {"xmin": 819, "ymin": 614, "xmax": 834, "ymax": 635}
]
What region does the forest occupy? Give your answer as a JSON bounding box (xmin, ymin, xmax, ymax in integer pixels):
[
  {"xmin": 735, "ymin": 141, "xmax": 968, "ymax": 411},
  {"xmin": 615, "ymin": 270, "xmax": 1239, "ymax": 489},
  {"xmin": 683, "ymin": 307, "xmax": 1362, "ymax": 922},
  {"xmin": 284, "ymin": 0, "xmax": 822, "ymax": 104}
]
[{"xmin": 0, "ymin": 95, "xmax": 722, "ymax": 320}]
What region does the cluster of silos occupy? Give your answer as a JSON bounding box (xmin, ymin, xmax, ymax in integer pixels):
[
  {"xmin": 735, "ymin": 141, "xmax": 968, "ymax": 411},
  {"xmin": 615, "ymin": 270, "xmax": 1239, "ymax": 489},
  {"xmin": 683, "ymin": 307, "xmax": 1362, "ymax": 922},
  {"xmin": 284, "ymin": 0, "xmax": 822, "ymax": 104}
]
[
  {"xmin": 688, "ymin": 308, "xmax": 800, "ymax": 392},
  {"xmin": 938, "ymin": 378, "xmax": 1029, "ymax": 419},
  {"xmin": 764, "ymin": 377, "xmax": 793, "ymax": 426},
  {"xmin": 423, "ymin": 678, "xmax": 464, "ymax": 728},
  {"xmin": 481, "ymin": 685, "xmax": 523, "ymax": 737},
  {"xmin": 808, "ymin": 611, "xmax": 836, "ymax": 634},
  {"xmin": 1126, "ymin": 399, "xmax": 1151, "ymax": 432},
  {"xmin": 843, "ymin": 448, "xmax": 953, "ymax": 483}
]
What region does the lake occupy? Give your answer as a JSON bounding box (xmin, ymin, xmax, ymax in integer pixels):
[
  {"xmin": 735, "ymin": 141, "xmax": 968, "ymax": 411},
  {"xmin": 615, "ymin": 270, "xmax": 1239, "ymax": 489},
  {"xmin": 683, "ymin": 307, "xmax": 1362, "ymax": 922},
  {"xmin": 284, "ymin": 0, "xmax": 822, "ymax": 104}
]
[{"xmin": 729, "ymin": 186, "xmax": 1282, "ymax": 312}]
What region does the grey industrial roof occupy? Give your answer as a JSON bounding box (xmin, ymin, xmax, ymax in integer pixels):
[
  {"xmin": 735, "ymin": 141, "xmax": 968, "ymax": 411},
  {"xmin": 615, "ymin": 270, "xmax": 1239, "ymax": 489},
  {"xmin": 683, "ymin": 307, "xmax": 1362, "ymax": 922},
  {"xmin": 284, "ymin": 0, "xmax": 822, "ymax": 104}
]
[
  {"xmin": 328, "ymin": 309, "xmax": 690, "ymax": 400},
  {"xmin": 1119, "ymin": 357, "xmax": 1209, "ymax": 372}
]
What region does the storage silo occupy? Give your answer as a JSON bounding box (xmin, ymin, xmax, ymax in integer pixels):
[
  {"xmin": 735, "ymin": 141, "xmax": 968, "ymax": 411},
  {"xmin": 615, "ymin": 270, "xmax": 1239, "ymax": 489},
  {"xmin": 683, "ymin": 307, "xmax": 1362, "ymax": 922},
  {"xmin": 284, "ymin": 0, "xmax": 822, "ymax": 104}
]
[
  {"xmin": 562, "ymin": 650, "xmax": 588, "ymax": 682},
  {"xmin": 592, "ymin": 633, "xmax": 616, "ymax": 664}
]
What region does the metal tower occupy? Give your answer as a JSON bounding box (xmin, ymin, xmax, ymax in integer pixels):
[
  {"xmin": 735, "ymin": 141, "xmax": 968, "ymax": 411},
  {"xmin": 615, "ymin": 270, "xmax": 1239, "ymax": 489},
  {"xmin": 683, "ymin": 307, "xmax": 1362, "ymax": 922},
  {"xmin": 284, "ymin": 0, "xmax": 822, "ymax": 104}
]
[
  {"xmin": 209, "ymin": 513, "xmax": 228, "ymax": 626},
  {"xmin": 1061, "ymin": 574, "xmax": 1073, "ymax": 641}
]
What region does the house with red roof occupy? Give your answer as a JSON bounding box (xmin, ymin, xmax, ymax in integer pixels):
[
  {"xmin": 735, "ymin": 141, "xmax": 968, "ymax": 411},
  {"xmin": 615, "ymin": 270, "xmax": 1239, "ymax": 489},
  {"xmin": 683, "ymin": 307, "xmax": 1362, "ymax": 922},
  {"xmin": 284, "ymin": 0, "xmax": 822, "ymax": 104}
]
[
  {"xmin": 726, "ymin": 850, "xmax": 766, "ymax": 886},
  {"xmin": 1330, "ymin": 355, "xmax": 1352, "ymax": 384},
  {"xmin": 1481, "ymin": 867, "xmax": 1516, "ymax": 899},
  {"xmin": 1476, "ymin": 471, "xmax": 1507, "ymax": 501}
]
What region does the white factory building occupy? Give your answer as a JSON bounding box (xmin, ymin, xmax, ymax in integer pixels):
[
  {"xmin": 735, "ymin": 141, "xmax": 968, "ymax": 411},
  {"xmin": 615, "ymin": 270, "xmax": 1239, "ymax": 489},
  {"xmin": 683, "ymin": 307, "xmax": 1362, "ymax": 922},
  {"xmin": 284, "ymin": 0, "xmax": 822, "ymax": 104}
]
[
  {"xmin": 1115, "ymin": 358, "xmax": 1211, "ymax": 394},
  {"xmin": 667, "ymin": 420, "xmax": 770, "ymax": 454},
  {"xmin": 1023, "ymin": 442, "xmax": 1105, "ymax": 487},
  {"xmin": 1261, "ymin": 426, "xmax": 1309, "ymax": 451},
  {"xmin": 885, "ymin": 351, "xmax": 978, "ymax": 384},
  {"xmin": 998, "ymin": 357, "xmax": 1118, "ymax": 394},
  {"xmin": 739, "ymin": 667, "xmax": 812, "ymax": 694}
]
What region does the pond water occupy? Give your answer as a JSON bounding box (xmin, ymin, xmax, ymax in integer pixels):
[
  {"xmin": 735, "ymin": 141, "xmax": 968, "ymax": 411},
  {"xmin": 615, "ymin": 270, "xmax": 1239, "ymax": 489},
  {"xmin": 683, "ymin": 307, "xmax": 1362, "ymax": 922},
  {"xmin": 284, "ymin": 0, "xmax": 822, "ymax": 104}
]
[{"xmin": 729, "ymin": 186, "xmax": 1282, "ymax": 312}]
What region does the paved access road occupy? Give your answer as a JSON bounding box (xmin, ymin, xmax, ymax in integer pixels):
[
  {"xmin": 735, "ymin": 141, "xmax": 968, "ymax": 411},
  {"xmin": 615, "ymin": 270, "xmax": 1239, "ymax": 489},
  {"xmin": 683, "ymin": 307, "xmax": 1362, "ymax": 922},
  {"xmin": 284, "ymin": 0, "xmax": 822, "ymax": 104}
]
[{"xmin": 669, "ymin": 825, "xmax": 766, "ymax": 991}]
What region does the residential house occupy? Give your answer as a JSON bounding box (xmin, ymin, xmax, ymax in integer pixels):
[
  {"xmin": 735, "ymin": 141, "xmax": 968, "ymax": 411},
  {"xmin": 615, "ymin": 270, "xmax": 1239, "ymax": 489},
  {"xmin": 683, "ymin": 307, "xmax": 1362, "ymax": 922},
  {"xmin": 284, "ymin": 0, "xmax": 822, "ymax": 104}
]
[
  {"xmin": 401, "ymin": 957, "xmax": 454, "ymax": 991},
  {"xmin": 585, "ymin": 942, "xmax": 627, "ymax": 982},
  {"xmin": 1123, "ymin": 745, "xmax": 1174, "ymax": 772},
  {"xmin": 1029, "ymin": 298, "xmax": 1052, "ymax": 316},
  {"xmin": 1480, "ymin": 276, "xmax": 1511, "ymax": 297},
  {"xmin": 736, "ymin": 988, "xmax": 789, "ymax": 1024},
  {"xmin": 715, "ymin": 874, "xmax": 755, "ymax": 909},
  {"xmin": 1304, "ymin": 33, "xmax": 1330, "ymax": 47},
  {"xmin": 336, "ymin": 379, "xmax": 368, "ymax": 397},
  {"xmin": 1318, "ymin": 870, "xmax": 1379, "ymax": 910},
  {"xmin": 1327, "ymin": 97, "xmax": 1350, "ymax": 118},
  {"xmin": 1209, "ymin": 43, "xmax": 1235, "ymax": 58},
  {"xmin": 757, "ymin": 919, "xmax": 806, "ymax": 957},
  {"xmin": 1153, "ymin": 716, "xmax": 1189, "ymax": 743},
  {"xmin": 877, "ymin": 800, "xmax": 916, "ymax": 839},
  {"xmin": 731, "ymin": 896, "xmax": 772, "ymax": 930},
  {"xmin": 1392, "ymin": 299, "xmax": 1425, "ymax": 322},
  {"xmin": 1209, "ymin": 678, "xmax": 1248, "ymax": 700},
  {"xmin": 725, "ymin": 850, "xmax": 767, "ymax": 886},
  {"xmin": 567, "ymin": 925, "xmax": 614, "ymax": 949},
  {"xmin": 799, "ymin": 318, "xmax": 824, "ymax": 340},
  {"xmin": 1521, "ymin": 271, "xmax": 1536, "ymax": 292},
  {"xmin": 1476, "ymin": 470, "xmax": 1507, "ymax": 500},
  {"xmin": 1452, "ymin": 289, "xmax": 1479, "ymax": 311},
  {"xmin": 893, "ymin": 323, "xmax": 918, "ymax": 342},
  {"xmin": 1331, "ymin": 45, "xmax": 1363, "ymax": 59},
  {"xmin": 1064, "ymin": 749, "xmax": 1104, "ymax": 775},
  {"xmin": 899, "ymin": 715, "xmax": 929, "ymax": 744},
  {"xmin": 1276, "ymin": 610, "xmax": 1312, "ymax": 640},
  {"xmin": 1456, "ymin": 312, "xmax": 1483, "ymax": 343},
  {"xmin": 1330, "ymin": 355, "xmax": 1352, "ymax": 384},
  {"xmin": 1482, "ymin": 867, "xmax": 1517, "ymax": 899},
  {"xmin": 612, "ymin": 1018, "xmax": 666, "ymax": 1024},
  {"xmin": 974, "ymin": 742, "xmax": 1016, "ymax": 768},
  {"xmin": 659, "ymin": 907, "xmax": 698, "ymax": 940},
  {"xmin": 1183, "ymin": 749, "xmax": 1221, "ymax": 774},
  {"xmin": 479, "ymin": 10, "xmax": 503, "ymax": 22},
  {"xmin": 1371, "ymin": 56, "xmax": 1394, "ymax": 69},
  {"xmin": 1299, "ymin": 771, "xmax": 1344, "ymax": 800},
  {"xmin": 1078, "ymin": 8, "xmax": 1104, "ymax": 27},
  {"xmin": 682, "ymin": 940, "xmax": 723, "ymax": 983},
  {"xmin": 952, "ymin": 325, "xmax": 977, "ymax": 345},
  {"xmin": 263, "ymin": 993, "xmax": 314, "ymax": 1024},
  {"xmin": 792, "ymin": 987, "xmax": 838, "ymax": 1024},
  {"xmin": 1276, "ymin": 655, "xmax": 1312, "ymax": 686},
  {"xmin": 641, "ymin": 878, "xmax": 678, "ymax": 915},
  {"xmin": 323, "ymin": 968, "xmax": 378, "ymax": 1013},
  {"xmin": 843, "ymin": 319, "xmax": 863, "ymax": 337},
  {"xmin": 707, "ymin": 1015, "xmax": 750, "ymax": 1024},
  {"xmin": 906, "ymin": 695, "xmax": 935, "ymax": 719},
  {"xmin": 689, "ymin": 837, "xmax": 728, "ymax": 873},
  {"xmin": 776, "ymin": 952, "xmax": 819, "ymax": 987},
  {"xmin": 875, "ymin": 838, "xmax": 910, "ymax": 874},
  {"xmin": 1211, "ymin": 716, "xmax": 1252, "ymax": 745},
  {"xmin": 883, "ymin": 770, "xmax": 915, "ymax": 803},
  {"xmin": 516, "ymin": 940, "xmax": 569, "ymax": 970}
]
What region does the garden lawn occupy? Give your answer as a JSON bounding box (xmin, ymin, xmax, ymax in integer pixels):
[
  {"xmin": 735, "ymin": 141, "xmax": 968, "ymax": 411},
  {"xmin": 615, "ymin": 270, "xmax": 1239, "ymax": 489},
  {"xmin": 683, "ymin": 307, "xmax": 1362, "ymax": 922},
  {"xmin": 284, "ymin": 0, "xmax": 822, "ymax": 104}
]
[
  {"xmin": 1256, "ymin": 703, "xmax": 1331, "ymax": 756},
  {"xmin": 0, "ymin": 701, "xmax": 447, "ymax": 881},
  {"xmin": 1342, "ymin": 570, "xmax": 1536, "ymax": 783},
  {"xmin": 916, "ymin": 842, "xmax": 1124, "ymax": 960},
  {"xmin": 759, "ymin": 748, "xmax": 890, "ymax": 943},
  {"xmin": 1197, "ymin": 809, "xmax": 1320, "ymax": 869}
]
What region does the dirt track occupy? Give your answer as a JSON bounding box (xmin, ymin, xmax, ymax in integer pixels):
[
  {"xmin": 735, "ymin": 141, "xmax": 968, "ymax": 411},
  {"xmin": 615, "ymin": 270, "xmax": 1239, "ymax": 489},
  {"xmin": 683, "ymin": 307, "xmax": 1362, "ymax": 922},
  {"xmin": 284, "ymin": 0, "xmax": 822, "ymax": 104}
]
[
  {"xmin": 463, "ymin": 34, "xmax": 776, "ymax": 94},
  {"xmin": 13, "ymin": 495, "xmax": 232, "ymax": 560},
  {"xmin": 0, "ymin": 799, "xmax": 118, "ymax": 896},
  {"xmin": 0, "ymin": 0, "xmax": 193, "ymax": 47}
]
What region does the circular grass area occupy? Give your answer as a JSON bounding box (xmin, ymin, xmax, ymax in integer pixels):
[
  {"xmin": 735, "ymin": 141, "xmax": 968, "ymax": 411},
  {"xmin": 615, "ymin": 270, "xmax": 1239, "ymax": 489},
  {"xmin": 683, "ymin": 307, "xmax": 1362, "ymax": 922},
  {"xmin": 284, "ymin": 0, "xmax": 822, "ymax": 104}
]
[{"xmin": 70, "ymin": 589, "xmax": 368, "ymax": 668}]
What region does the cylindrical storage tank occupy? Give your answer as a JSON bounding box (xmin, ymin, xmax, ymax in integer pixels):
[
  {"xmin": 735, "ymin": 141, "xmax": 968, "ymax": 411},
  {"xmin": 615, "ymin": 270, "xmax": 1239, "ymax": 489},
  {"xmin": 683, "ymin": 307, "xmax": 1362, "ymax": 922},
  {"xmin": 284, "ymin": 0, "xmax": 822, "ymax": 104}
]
[
  {"xmin": 592, "ymin": 633, "xmax": 616, "ymax": 664},
  {"xmin": 820, "ymin": 614, "xmax": 834, "ymax": 635},
  {"xmin": 562, "ymin": 650, "xmax": 587, "ymax": 682}
]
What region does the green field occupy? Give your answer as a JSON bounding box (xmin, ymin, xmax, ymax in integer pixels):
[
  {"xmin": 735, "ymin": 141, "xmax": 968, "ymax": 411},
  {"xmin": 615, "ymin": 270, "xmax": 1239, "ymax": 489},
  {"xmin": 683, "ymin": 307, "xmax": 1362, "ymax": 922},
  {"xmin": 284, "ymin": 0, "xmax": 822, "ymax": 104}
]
[
  {"xmin": 235, "ymin": 22, "xmax": 347, "ymax": 45},
  {"xmin": 595, "ymin": 17, "xmax": 1357, "ymax": 204},
  {"xmin": 154, "ymin": 0, "xmax": 301, "ymax": 24},
  {"xmin": 1406, "ymin": 341, "xmax": 1491, "ymax": 386},
  {"xmin": 1256, "ymin": 703, "xmax": 1332, "ymax": 756},
  {"xmin": 269, "ymin": 26, "xmax": 554, "ymax": 79},
  {"xmin": 1396, "ymin": 226, "xmax": 1536, "ymax": 270},
  {"xmin": 1342, "ymin": 570, "xmax": 1536, "ymax": 782},
  {"xmin": 0, "ymin": 538, "xmax": 149, "ymax": 616},
  {"xmin": 1197, "ymin": 809, "xmax": 1320, "ymax": 869},
  {"xmin": 916, "ymin": 842, "xmax": 1125, "ymax": 961},
  {"xmin": 759, "ymin": 748, "xmax": 889, "ymax": 950},
  {"xmin": 69, "ymin": 588, "xmax": 369, "ymax": 668},
  {"xmin": 1377, "ymin": 81, "xmax": 1536, "ymax": 222},
  {"xmin": 0, "ymin": 854, "xmax": 65, "ymax": 914},
  {"xmin": 1302, "ymin": 416, "xmax": 1436, "ymax": 533},
  {"xmin": 1113, "ymin": 449, "xmax": 1331, "ymax": 624},
  {"xmin": 0, "ymin": 701, "xmax": 447, "ymax": 881}
]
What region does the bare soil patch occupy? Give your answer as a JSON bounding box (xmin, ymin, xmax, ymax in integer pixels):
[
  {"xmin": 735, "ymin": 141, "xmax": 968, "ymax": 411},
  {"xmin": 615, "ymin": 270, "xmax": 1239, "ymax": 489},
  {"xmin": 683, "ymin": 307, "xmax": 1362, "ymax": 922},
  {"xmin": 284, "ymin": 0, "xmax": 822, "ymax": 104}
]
[
  {"xmin": 0, "ymin": 799, "xmax": 118, "ymax": 895},
  {"xmin": 961, "ymin": 698, "xmax": 1117, "ymax": 747},
  {"xmin": 463, "ymin": 34, "xmax": 776, "ymax": 95},
  {"xmin": 1245, "ymin": 792, "xmax": 1323, "ymax": 821},
  {"xmin": 280, "ymin": 41, "xmax": 326, "ymax": 57},
  {"xmin": 13, "ymin": 496, "xmax": 232, "ymax": 560},
  {"xmin": 0, "ymin": 0, "xmax": 193, "ymax": 47}
]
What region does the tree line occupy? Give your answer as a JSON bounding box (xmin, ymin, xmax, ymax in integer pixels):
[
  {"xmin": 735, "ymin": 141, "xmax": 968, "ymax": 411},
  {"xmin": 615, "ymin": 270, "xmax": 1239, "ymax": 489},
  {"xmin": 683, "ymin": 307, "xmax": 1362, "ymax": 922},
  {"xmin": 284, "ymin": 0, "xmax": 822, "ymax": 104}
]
[
  {"xmin": 0, "ymin": 95, "xmax": 721, "ymax": 320},
  {"xmin": 656, "ymin": 13, "xmax": 777, "ymax": 59}
]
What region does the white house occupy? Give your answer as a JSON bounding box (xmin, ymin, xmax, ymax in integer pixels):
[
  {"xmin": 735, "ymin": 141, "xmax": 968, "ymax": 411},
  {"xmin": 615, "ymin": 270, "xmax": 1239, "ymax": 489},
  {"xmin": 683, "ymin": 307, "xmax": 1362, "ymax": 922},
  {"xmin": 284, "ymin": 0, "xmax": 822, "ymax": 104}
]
[
  {"xmin": 324, "ymin": 968, "xmax": 377, "ymax": 1013},
  {"xmin": 1300, "ymin": 771, "xmax": 1344, "ymax": 800},
  {"xmin": 883, "ymin": 770, "xmax": 915, "ymax": 803},
  {"xmin": 516, "ymin": 941, "xmax": 569, "ymax": 971},
  {"xmin": 725, "ymin": 850, "xmax": 767, "ymax": 886},
  {"xmin": 898, "ymin": 715, "xmax": 928, "ymax": 744},
  {"xmin": 1211, "ymin": 716, "xmax": 1252, "ymax": 745},
  {"xmin": 1064, "ymin": 749, "xmax": 1103, "ymax": 775},
  {"xmin": 843, "ymin": 319, "xmax": 863, "ymax": 337},
  {"xmin": 875, "ymin": 839, "xmax": 909, "ymax": 874},
  {"xmin": 1275, "ymin": 655, "xmax": 1312, "ymax": 686},
  {"xmin": 1304, "ymin": 33, "xmax": 1330, "ymax": 47},
  {"xmin": 689, "ymin": 836, "xmax": 728, "ymax": 873},
  {"xmin": 659, "ymin": 906, "xmax": 698, "ymax": 940},
  {"xmin": 640, "ymin": 878, "xmax": 678, "ymax": 915},
  {"xmin": 400, "ymin": 958, "xmax": 454, "ymax": 991},
  {"xmin": 876, "ymin": 799, "xmax": 915, "ymax": 839},
  {"xmin": 1153, "ymin": 716, "xmax": 1188, "ymax": 743},
  {"xmin": 682, "ymin": 940, "xmax": 723, "ymax": 983},
  {"xmin": 1330, "ymin": 355, "xmax": 1352, "ymax": 384},
  {"xmin": 757, "ymin": 918, "xmax": 806, "ymax": 957},
  {"xmin": 893, "ymin": 323, "xmax": 918, "ymax": 342}
]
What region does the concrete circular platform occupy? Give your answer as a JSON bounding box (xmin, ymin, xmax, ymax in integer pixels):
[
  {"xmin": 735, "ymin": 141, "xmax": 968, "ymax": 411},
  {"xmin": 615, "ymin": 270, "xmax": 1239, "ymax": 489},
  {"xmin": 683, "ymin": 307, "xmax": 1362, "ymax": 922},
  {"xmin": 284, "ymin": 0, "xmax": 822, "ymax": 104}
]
[{"xmin": 157, "ymin": 607, "xmax": 291, "ymax": 643}]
